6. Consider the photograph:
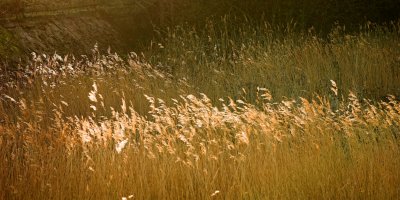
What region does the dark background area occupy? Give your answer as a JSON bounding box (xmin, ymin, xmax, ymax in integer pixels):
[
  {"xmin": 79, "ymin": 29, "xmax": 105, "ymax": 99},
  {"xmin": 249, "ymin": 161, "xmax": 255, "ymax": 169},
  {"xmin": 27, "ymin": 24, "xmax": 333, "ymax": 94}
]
[
  {"xmin": 2, "ymin": 0, "xmax": 400, "ymax": 28},
  {"xmin": 154, "ymin": 0, "xmax": 400, "ymax": 31},
  {"xmin": 0, "ymin": 0, "xmax": 399, "ymax": 63}
]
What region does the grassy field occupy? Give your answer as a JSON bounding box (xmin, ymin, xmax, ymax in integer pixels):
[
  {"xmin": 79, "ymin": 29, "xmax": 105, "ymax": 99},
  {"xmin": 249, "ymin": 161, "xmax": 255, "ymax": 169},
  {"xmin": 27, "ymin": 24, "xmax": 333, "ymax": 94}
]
[{"xmin": 1, "ymin": 19, "xmax": 400, "ymax": 199}]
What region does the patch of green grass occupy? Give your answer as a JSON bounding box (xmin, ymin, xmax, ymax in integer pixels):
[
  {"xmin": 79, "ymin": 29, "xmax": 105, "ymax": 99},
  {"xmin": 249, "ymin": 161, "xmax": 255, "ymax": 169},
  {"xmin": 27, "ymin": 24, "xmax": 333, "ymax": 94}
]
[
  {"xmin": 146, "ymin": 18, "xmax": 400, "ymax": 101},
  {"xmin": 0, "ymin": 27, "xmax": 21, "ymax": 61}
]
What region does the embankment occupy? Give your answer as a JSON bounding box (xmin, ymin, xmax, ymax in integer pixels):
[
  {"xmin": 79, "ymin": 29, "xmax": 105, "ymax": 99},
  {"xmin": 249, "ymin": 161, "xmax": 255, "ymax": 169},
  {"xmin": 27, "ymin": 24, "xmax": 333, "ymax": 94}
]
[{"xmin": 0, "ymin": 3, "xmax": 158, "ymax": 64}]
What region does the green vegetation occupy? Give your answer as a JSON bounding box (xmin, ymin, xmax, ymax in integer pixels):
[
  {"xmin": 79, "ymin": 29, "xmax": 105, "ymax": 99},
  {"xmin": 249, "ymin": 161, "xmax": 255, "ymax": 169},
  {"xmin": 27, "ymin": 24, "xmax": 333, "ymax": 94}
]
[
  {"xmin": 1, "ymin": 17, "xmax": 400, "ymax": 199},
  {"xmin": 147, "ymin": 18, "xmax": 400, "ymax": 101},
  {"xmin": 0, "ymin": 27, "xmax": 21, "ymax": 61}
]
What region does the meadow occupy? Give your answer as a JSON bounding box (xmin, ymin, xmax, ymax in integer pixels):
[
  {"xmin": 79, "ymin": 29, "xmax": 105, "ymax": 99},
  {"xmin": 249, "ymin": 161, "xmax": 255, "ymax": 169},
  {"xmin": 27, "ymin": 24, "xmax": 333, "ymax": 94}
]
[{"xmin": 1, "ymin": 18, "xmax": 400, "ymax": 199}]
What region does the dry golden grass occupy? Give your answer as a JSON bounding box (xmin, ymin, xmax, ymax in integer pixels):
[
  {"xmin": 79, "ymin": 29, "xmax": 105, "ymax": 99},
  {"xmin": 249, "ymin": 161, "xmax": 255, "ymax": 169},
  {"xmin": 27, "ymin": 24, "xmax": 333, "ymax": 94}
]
[
  {"xmin": 0, "ymin": 21, "xmax": 400, "ymax": 199},
  {"xmin": 1, "ymin": 86, "xmax": 400, "ymax": 199}
]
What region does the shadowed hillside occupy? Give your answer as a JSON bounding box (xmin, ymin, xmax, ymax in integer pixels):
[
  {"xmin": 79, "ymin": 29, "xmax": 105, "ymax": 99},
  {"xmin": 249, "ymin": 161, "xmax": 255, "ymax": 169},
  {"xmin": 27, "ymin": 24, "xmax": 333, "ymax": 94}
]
[{"xmin": 0, "ymin": 0, "xmax": 159, "ymax": 63}]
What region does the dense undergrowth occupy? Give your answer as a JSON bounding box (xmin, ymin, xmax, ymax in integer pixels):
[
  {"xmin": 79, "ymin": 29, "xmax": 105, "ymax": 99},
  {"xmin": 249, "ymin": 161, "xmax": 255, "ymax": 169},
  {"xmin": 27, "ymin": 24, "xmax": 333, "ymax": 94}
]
[{"xmin": 1, "ymin": 19, "xmax": 400, "ymax": 199}]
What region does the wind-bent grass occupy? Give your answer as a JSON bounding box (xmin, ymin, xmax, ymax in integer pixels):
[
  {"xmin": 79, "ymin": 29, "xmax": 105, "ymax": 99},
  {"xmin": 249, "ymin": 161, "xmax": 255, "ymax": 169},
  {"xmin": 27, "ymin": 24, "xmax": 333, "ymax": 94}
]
[
  {"xmin": 1, "ymin": 21, "xmax": 400, "ymax": 199},
  {"xmin": 1, "ymin": 84, "xmax": 400, "ymax": 199}
]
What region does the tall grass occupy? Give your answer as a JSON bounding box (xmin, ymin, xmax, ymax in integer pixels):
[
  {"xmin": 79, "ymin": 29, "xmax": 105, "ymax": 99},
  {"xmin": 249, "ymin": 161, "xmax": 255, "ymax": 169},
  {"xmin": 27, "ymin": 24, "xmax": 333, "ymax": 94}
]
[
  {"xmin": 148, "ymin": 18, "xmax": 400, "ymax": 101},
  {"xmin": 1, "ymin": 21, "xmax": 400, "ymax": 199}
]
